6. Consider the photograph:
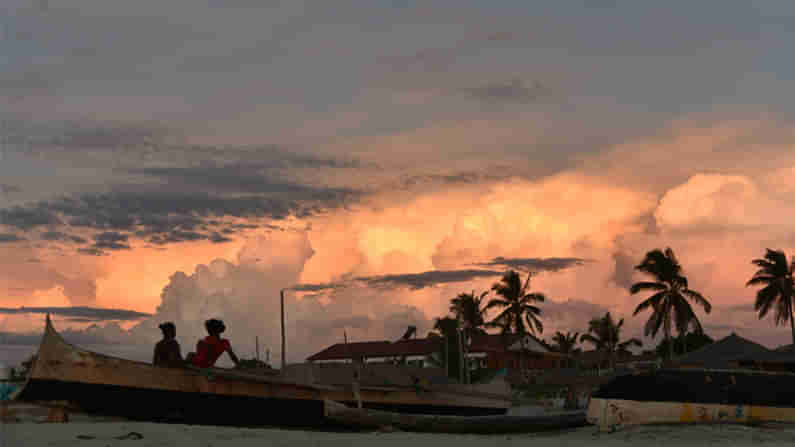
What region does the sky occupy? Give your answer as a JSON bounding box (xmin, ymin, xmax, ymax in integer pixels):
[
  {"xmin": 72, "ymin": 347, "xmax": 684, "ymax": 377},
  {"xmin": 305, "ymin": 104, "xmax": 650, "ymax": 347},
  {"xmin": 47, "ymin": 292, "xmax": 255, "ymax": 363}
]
[{"xmin": 2, "ymin": 0, "xmax": 795, "ymax": 367}]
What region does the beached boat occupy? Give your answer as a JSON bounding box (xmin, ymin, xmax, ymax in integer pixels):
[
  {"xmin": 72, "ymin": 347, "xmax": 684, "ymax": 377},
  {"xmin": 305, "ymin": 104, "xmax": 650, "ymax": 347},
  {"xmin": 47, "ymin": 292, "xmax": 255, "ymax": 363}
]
[
  {"xmin": 586, "ymin": 368, "xmax": 795, "ymax": 431},
  {"xmin": 11, "ymin": 316, "xmax": 511, "ymax": 426},
  {"xmin": 323, "ymin": 399, "xmax": 587, "ymax": 433}
]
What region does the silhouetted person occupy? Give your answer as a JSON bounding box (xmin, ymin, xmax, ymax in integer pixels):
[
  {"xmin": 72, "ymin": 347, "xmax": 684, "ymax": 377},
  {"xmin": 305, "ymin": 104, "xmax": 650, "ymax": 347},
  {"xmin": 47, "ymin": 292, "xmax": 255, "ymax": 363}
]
[
  {"xmin": 153, "ymin": 322, "xmax": 183, "ymax": 368},
  {"xmin": 191, "ymin": 319, "xmax": 239, "ymax": 368}
]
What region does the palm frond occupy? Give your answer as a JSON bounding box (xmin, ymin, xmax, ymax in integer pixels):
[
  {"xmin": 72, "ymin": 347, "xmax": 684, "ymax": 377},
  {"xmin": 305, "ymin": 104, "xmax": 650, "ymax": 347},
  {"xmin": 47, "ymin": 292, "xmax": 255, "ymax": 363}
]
[{"xmin": 629, "ymin": 281, "xmax": 667, "ymax": 294}]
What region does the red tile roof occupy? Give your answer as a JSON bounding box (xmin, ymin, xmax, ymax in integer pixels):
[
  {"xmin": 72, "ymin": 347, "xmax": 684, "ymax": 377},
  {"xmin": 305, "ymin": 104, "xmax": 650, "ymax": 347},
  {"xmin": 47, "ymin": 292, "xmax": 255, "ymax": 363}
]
[
  {"xmin": 468, "ymin": 333, "xmax": 551, "ymax": 353},
  {"xmin": 307, "ymin": 338, "xmax": 442, "ymax": 361}
]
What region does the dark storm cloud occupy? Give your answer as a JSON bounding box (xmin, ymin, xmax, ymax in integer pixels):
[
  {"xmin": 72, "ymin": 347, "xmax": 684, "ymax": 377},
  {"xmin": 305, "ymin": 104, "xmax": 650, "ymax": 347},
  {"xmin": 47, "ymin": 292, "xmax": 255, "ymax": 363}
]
[
  {"xmin": 77, "ymin": 247, "xmax": 106, "ymax": 256},
  {"xmin": 461, "ymin": 79, "xmax": 546, "ymax": 104},
  {"xmin": 0, "ymin": 306, "xmax": 151, "ymax": 321},
  {"xmin": 289, "ymin": 282, "xmax": 347, "ymax": 292},
  {"xmin": 0, "ymin": 184, "xmax": 22, "ymax": 195},
  {"xmin": 358, "ymin": 269, "xmax": 505, "ymax": 290},
  {"xmin": 92, "ymin": 232, "xmax": 131, "ymax": 250},
  {"xmin": 40, "ymin": 231, "xmax": 87, "ymax": 244},
  {"xmin": 42, "ymin": 120, "xmax": 173, "ymax": 150},
  {"xmin": 0, "ymin": 206, "xmax": 61, "ymax": 229},
  {"xmin": 209, "ymin": 232, "xmax": 233, "ymax": 243},
  {"xmin": 129, "ymin": 163, "xmax": 361, "ymax": 197},
  {"xmin": 609, "ymin": 250, "xmax": 636, "ymax": 289},
  {"xmin": 476, "ymin": 257, "xmax": 586, "ymax": 272},
  {"xmin": 0, "ymin": 233, "xmax": 24, "ymax": 243}
]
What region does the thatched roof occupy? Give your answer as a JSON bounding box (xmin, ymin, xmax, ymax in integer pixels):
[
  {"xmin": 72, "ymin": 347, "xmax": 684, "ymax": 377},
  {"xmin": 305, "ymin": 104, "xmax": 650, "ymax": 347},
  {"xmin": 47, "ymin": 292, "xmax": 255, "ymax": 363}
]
[{"xmin": 673, "ymin": 333, "xmax": 770, "ymax": 368}]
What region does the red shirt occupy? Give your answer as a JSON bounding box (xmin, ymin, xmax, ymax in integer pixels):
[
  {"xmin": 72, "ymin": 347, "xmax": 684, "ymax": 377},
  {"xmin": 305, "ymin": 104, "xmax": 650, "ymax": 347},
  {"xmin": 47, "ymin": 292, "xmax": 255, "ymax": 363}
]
[{"xmin": 192, "ymin": 336, "xmax": 231, "ymax": 368}]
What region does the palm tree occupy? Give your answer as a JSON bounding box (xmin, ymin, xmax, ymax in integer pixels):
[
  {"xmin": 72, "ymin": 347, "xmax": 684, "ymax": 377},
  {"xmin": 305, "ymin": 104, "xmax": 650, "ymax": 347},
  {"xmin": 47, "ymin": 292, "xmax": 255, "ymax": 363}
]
[
  {"xmin": 580, "ymin": 312, "xmax": 642, "ymax": 370},
  {"xmin": 550, "ymin": 331, "xmax": 581, "ymax": 355},
  {"xmin": 486, "ymin": 270, "xmax": 545, "ymax": 373},
  {"xmin": 630, "ymin": 247, "xmax": 711, "ymax": 361},
  {"xmin": 450, "ymin": 290, "xmax": 488, "ymax": 341},
  {"xmin": 486, "ymin": 270, "xmax": 545, "ymax": 336},
  {"xmin": 428, "ymin": 317, "xmax": 463, "ymax": 380},
  {"xmin": 747, "ymin": 249, "xmax": 795, "ymax": 344}
]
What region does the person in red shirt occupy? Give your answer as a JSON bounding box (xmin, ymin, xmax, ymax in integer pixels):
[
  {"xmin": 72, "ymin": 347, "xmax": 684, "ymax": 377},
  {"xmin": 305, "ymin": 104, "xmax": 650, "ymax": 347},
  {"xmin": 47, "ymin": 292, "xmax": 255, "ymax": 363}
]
[{"xmin": 191, "ymin": 319, "xmax": 240, "ymax": 369}]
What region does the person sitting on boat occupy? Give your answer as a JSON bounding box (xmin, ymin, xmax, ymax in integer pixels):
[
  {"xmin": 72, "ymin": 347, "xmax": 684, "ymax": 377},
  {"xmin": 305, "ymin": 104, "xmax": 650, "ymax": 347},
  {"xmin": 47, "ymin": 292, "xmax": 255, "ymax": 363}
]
[
  {"xmin": 191, "ymin": 319, "xmax": 240, "ymax": 369},
  {"xmin": 153, "ymin": 322, "xmax": 183, "ymax": 368}
]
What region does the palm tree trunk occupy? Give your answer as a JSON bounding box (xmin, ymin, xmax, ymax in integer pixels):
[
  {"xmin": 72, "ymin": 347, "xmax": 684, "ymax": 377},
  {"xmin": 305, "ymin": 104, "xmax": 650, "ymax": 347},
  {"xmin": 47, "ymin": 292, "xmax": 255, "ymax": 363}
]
[
  {"xmin": 790, "ymin": 303, "xmax": 795, "ymax": 346},
  {"xmin": 665, "ymin": 318, "xmax": 673, "ymax": 362}
]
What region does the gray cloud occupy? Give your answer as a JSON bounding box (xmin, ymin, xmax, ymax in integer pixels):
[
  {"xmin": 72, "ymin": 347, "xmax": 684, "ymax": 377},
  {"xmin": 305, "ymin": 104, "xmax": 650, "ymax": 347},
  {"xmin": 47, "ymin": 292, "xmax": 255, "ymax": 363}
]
[
  {"xmin": 77, "ymin": 247, "xmax": 106, "ymax": 256},
  {"xmin": 209, "ymin": 232, "xmax": 233, "ymax": 244},
  {"xmin": 0, "ymin": 306, "xmax": 151, "ymax": 321},
  {"xmin": 40, "ymin": 231, "xmax": 87, "ymax": 244},
  {"xmin": 0, "ymin": 206, "xmax": 61, "ymax": 229},
  {"xmin": 92, "ymin": 231, "xmax": 131, "ymax": 251},
  {"xmin": 0, "ymin": 233, "xmax": 24, "ymax": 243},
  {"xmin": 289, "ymin": 282, "xmax": 345, "ymax": 292},
  {"xmin": 609, "ymin": 250, "xmax": 636, "ymax": 289},
  {"xmin": 129, "ymin": 163, "xmax": 361, "ymax": 197},
  {"xmin": 475, "ymin": 257, "xmax": 586, "ymax": 272},
  {"xmin": 0, "ymin": 184, "xmax": 22, "ymax": 195},
  {"xmin": 461, "ymin": 79, "xmax": 546, "ymax": 104},
  {"xmin": 357, "ymin": 269, "xmax": 505, "ymax": 290}
]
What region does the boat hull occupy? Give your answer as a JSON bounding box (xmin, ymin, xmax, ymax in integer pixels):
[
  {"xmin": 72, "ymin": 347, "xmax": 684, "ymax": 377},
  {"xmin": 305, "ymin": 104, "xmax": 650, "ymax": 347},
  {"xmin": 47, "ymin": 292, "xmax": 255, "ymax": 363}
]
[
  {"xmin": 325, "ymin": 399, "xmax": 587, "ymax": 434},
  {"xmin": 586, "ymin": 369, "xmax": 795, "ymax": 431},
  {"xmin": 587, "ymin": 397, "xmax": 795, "ymax": 431},
  {"xmin": 12, "ymin": 317, "xmax": 509, "ymax": 425}
]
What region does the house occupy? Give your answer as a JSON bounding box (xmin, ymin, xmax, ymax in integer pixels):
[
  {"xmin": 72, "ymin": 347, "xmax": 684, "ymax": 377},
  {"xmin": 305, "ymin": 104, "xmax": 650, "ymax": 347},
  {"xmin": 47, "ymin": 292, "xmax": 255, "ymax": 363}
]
[
  {"xmin": 467, "ymin": 333, "xmax": 568, "ymax": 371},
  {"xmin": 306, "ymin": 338, "xmax": 440, "ymax": 367},
  {"xmin": 575, "ymin": 350, "xmax": 660, "ymax": 373},
  {"xmin": 306, "ymin": 332, "xmax": 567, "ymax": 373},
  {"xmin": 671, "ymin": 332, "xmax": 794, "ymax": 370}
]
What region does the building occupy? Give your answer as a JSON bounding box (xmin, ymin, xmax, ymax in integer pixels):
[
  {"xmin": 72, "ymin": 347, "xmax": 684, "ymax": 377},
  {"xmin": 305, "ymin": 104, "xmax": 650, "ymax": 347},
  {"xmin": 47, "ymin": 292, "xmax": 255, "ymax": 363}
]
[
  {"xmin": 306, "ymin": 332, "xmax": 567, "ymax": 372},
  {"xmin": 672, "ymin": 332, "xmax": 795, "ymax": 371},
  {"xmin": 306, "ymin": 338, "xmax": 441, "ymax": 367},
  {"xmin": 466, "ymin": 333, "xmax": 568, "ymax": 371}
]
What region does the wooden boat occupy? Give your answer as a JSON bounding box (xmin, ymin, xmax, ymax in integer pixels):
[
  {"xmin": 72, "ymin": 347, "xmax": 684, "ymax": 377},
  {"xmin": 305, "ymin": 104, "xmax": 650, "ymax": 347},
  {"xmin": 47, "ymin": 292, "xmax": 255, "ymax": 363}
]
[
  {"xmin": 323, "ymin": 399, "xmax": 587, "ymax": 433},
  {"xmin": 11, "ymin": 316, "xmax": 511, "ymax": 426},
  {"xmin": 586, "ymin": 368, "xmax": 795, "ymax": 431}
]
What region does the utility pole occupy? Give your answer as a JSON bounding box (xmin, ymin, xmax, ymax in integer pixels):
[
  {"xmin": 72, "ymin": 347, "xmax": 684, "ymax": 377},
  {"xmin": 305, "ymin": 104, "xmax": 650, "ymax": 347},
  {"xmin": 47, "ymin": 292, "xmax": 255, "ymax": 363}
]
[
  {"xmin": 255, "ymin": 336, "xmax": 260, "ymax": 361},
  {"xmin": 280, "ymin": 289, "xmax": 286, "ymax": 370}
]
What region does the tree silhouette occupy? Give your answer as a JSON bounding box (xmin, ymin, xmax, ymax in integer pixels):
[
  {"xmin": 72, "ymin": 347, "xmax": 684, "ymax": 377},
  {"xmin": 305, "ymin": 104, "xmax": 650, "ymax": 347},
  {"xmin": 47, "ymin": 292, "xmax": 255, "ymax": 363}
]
[
  {"xmin": 580, "ymin": 312, "xmax": 641, "ymax": 369},
  {"xmin": 747, "ymin": 249, "xmax": 795, "ymax": 344},
  {"xmin": 630, "ymin": 247, "xmax": 711, "ymax": 360},
  {"xmin": 450, "ymin": 290, "xmax": 488, "ymax": 341},
  {"xmin": 550, "ymin": 331, "xmax": 581, "ymax": 355}
]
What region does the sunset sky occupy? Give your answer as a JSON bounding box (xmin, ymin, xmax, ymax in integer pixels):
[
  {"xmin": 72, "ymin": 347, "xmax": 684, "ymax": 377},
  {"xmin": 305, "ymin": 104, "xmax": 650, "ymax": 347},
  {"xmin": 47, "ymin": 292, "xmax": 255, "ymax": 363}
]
[{"xmin": 3, "ymin": 1, "xmax": 795, "ymax": 367}]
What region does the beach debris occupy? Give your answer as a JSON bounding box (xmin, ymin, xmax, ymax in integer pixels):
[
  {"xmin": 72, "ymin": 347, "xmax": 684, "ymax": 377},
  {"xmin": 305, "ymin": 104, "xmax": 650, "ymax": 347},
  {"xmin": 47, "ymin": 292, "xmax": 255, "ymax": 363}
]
[
  {"xmin": 115, "ymin": 432, "xmax": 144, "ymax": 440},
  {"xmin": 75, "ymin": 432, "xmax": 144, "ymax": 441}
]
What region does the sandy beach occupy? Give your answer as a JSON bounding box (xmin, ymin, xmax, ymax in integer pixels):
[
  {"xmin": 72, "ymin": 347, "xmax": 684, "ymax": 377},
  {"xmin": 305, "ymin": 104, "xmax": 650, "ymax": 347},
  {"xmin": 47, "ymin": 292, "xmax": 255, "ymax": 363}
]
[{"xmin": 4, "ymin": 421, "xmax": 795, "ymax": 447}]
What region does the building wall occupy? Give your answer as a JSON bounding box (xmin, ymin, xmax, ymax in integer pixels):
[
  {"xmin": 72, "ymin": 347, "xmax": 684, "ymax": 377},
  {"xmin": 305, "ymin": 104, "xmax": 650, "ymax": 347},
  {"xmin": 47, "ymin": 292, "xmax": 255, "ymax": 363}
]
[{"xmin": 483, "ymin": 351, "xmax": 563, "ymax": 370}]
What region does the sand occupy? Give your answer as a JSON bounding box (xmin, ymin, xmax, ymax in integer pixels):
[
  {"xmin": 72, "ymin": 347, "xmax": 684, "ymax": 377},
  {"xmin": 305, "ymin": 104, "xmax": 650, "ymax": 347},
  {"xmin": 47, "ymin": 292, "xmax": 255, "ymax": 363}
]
[{"xmin": 4, "ymin": 421, "xmax": 795, "ymax": 447}]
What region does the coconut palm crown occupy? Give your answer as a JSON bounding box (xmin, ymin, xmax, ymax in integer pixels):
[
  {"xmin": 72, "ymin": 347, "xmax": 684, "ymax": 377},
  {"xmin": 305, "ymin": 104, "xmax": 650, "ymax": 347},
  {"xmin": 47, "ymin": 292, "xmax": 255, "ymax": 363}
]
[
  {"xmin": 746, "ymin": 249, "xmax": 795, "ymax": 344},
  {"xmin": 630, "ymin": 247, "xmax": 711, "ymax": 360}
]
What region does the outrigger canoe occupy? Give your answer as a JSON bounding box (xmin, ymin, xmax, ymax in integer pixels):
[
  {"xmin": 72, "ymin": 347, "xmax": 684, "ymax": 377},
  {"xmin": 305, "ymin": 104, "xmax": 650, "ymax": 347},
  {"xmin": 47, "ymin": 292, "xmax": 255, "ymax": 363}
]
[
  {"xmin": 586, "ymin": 368, "xmax": 795, "ymax": 431},
  {"xmin": 11, "ymin": 316, "xmax": 511, "ymax": 426},
  {"xmin": 323, "ymin": 399, "xmax": 587, "ymax": 433}
]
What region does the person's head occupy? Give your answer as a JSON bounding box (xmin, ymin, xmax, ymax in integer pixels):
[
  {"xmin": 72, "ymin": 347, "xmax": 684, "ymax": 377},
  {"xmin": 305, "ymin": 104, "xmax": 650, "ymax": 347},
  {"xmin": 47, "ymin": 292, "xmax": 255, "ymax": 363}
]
[
  {"xmin": 159, "ymin": 322, "xmax": 176, "ymax": 339},
  {"xmin": 205, "ymin": 319, "xmax": 226, "ymax": 336}
]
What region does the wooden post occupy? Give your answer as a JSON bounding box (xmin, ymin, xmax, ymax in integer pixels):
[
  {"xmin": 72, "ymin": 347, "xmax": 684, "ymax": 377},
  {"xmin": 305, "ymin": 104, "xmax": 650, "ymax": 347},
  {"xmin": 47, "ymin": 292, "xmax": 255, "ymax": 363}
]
[{"xmin": 280, "ymin": 289, "xmax": 286, "ymax": 369}]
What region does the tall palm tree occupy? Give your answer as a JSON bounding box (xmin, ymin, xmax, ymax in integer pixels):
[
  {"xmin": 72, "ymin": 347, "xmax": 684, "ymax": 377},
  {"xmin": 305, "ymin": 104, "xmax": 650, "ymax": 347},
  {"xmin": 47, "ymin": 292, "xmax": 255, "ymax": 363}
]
[
  {"xmin": 580, "ymin": 312, "xmax": 641, "ymax": 370},
  {"xmin": 486, "ymin": 270, "xmax": 545, "ymax": 336},
  {"xmin": 747, "ymin": 249, "xmax": 795, "ymax": 344},
  {"xmin": 428, "ymin": 317, "xmax": 463, "ymax": 380},
  {"xmin": 486, "ymin": 270, "xmax": 545, "ymax": 373},
  {"xmin": 450, "ymin": 290, "xmax": 488, "ymax": 341},
  {"xmin": 550, "ymin": 331, "xmax": 581, "ymax": 355},
  {"xmin": 630, "ymin": 247, "xmax": 711, "ymax": 361}
]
